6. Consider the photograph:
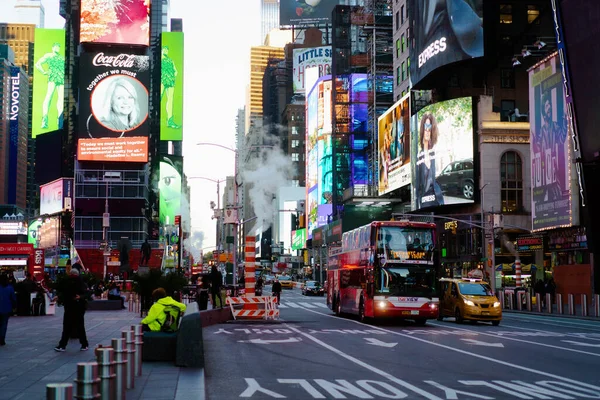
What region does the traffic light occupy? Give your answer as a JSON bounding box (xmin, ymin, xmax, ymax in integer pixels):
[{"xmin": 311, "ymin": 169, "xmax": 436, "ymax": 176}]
[{"xmin": 291, "ymin": 213, "xmax": 299, "ymax": 231}]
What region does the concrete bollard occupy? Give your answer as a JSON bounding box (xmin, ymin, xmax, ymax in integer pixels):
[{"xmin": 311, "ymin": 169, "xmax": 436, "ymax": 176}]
[
  {"xmin": 95, "ymin": 348, "xmax": 116, "ymax": 400},
  {"xmin": 127, "ymin": 293, "xmax": 133, "ymax": 312},
  {"xmin": 536, "ymin": 294, "xmax": 542, "ymax": 313},
  {"xmin": 568, "ymin": 294, "xmax": 575, "ymax": 315},
  {"xmin": 546, "ymin": 293, "xmax": 552, "ymax": 314},
  {"xmin": 121, "ymin": 330, "xmax": 135, "ymax": 389},
  {"xmin": 526, "ymin": 292, "xmax": 532, "ymax": 311},
  {"xmin": 516, "ymin": 292, "xmax": 522, "ymax": 311},
  {"xmin": 581, "ymin": 294, "xmax": 588, "ymax": 317},
  {"xmin": 74, "ymin": 362, "xmax": 100, "ymax": 400},
  {"xmin": 595, "ymin": 294, "xmax": 600, "ymax": 318},
  {"xmin": 499, "ymin": 291, "xmax": 505, "ymax": 309},
  {"xmin": 47, "ymin": 383, "xmax": 73, "ymax": 400},
  {"xmin": 131, "ymin": 325, "xmax": 143, "ymax": 377},
  {"xmin": 556, "ymin": 293, "xmax": 563, "ymax": 314},
  {"xmin": 111, "ymin": 338, "xmax": 127, "ymax": 400},
  {"xmin": 508, "ymin": 292, "xmax": 514, "ymax": 310}
]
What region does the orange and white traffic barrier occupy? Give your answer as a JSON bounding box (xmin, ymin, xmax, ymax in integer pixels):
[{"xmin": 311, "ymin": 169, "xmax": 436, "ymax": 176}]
[
  {"xmin": 515, "ymin": 259, "xmax": 522, "ymax": 287},
  {"xmin": 245, "ymin": 236, "xmax": 256, "ymax": 297},
  {"xmin": 227, "ymin": 296, "xmax": 279, "ymax": 320}
]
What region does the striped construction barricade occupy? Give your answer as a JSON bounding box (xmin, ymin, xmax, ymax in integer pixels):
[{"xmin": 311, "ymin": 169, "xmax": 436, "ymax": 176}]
[{"xmin": 226, "ymin": 296, "xmax": 280, "ymax": 320}]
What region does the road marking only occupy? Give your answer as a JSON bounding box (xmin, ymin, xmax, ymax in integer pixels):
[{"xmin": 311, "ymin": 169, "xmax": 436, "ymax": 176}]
[
  {"xmin": 461, "ymin": 338, "xmax": 504, "ymax": 348},
  {"xmin": 364, "ymin": 338, "xmax": 398, "ymax": 348}
]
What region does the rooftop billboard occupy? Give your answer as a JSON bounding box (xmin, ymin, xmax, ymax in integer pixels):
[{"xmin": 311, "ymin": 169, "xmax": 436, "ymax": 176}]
[
  {"xmin": 409, "ymin": 0, "xmax": 483, "ymax": 86},
  {"xmin": 280, "ymin": 0, "xmax": 339, "ymax": 26},
  {"xmin": 80, "ymin": 0, "xmax": 150, "ymax": 46},
  {"xmin": 40, "ymin": 178, "xmax": 73, "ymax": 216}
]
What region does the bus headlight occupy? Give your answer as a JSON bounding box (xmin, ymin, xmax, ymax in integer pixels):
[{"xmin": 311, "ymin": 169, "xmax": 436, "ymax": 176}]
[{"xmin": 464, "ymin": 300, "xmax": 475, "ymax": 306}]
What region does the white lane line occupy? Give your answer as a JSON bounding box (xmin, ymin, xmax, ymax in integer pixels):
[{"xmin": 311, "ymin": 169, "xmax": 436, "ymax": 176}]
[
  {"xmin": 283, "ymin": 323, "xmax": 443, "ymax": 400},
  {"xmin": 498, "ymin": 323, "xmax": 600, "ymax": 341},
  {"xmin": 277, "ymin": 304, "xmax": 288, "ymax": 309},
  {"xmin": 503, "ymin": 314, "xmax": 600, "ymax": 330},
  {"xmin": 314, "ymin": 303, "xmax": 329, "ymax": 309},
  {"xmin": 285, "ymin": 302, "xmax": 302, "ymax": 308},
  {"xmin": 298, "ymin": 302, "xmax": 317, "ymax": 309},
  {"xmin": 427, "ymin": 321, "xmax": 600, "ymax": 358},
  {"xmin": 293, "ymin": 306, "xmax": 600, "ymax": 391}
]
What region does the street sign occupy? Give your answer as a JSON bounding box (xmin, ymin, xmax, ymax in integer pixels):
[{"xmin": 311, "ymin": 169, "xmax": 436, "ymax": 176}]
[{"xmin": 175, "ymin": 215, "xmax": 181, "ymax": 225}]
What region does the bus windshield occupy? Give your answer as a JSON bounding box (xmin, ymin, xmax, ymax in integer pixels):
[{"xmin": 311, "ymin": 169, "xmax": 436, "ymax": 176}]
[
  {"xmin": 377, "ymin": 266, "xmax": 437, "ymax": 298},
  {"xmin": 377, "ymin": 227, "xmax": 434, "ymax": 264}
]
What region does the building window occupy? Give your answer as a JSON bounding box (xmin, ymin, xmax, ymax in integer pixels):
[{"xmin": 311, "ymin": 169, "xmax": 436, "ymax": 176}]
[
  {"xmin": 395, "ymin": 11, "xmax": 400, "ymax": 30},
  {"xmin": 291, "ymin": 153, "xmax": 299, "ymax": 162},
  {"xmin": 291, "ymin": 180, "xmax": 300, "ymax": 187},
  {"xmin": 401, "ymin": 5, "xmax": 405, "ymax": 25},
  {"xmin": 396, "ymin": 39, "xmax": 401, "ymax": 58},
  {"xmin": 291, "ymin": 126, "xmax": 299, "ymax": 135},
  {"xmin": 501, "ymin": 68, "xmax": 515, "ymax": 89},
  {"xmin": 291, "ymin": 140, "xmax": 299, "ymax": 148},
  {"xmin": 500, "ymin": 4, "xmax": 513, "ymax": 24},
  {"xmin": 397, "ymin": 66, "xmax": 401, "ymax": 85},
  {"xmin": 401, "ymin": 33, "xmax": 406, "ymax": 53},
  {"xmin": 527, "ymin": 5, "xmax": 540, "ymax": 24},
  {"xmin": 500, "ymin": 151, "xmax": 523, "ymax": 213},
  {"xmin": 407, "ymin": 57, "xmax": 410, "ymax": 78},
  {"xmin": 401, "ymin": 61, "xmax": 406, "ymax": 81},
  {"xmin": 401, "ymin": 90, "xmax": 406, "ymax": 97}
]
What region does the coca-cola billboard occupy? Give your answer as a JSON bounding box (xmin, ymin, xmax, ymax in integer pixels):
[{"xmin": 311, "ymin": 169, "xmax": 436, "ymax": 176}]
[{"xmin": 78, "ymin": 51, "xmax": 149, "ymax": 163}]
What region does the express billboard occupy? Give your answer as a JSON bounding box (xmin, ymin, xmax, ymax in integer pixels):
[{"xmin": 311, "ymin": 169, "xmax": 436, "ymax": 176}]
[
  {"xmin": 529, "ymin": 53, "xmax": 575, "ymax": 231},
  {"xmin": 408, "ymin": 0, "xmax": 483, "ymax": 87},
  {"xmin": 32, "ymin": 28, "xmax": 66, "ymax": 138},
  {"xmin": 78, "ymin": 51, "xmax": 149, "ymax": 162},
  {"xmin": 292, "ymin": 46, "xmax": 332, "ymax": 94},
  {"xmin": 80, "ymin": 0, "xmax": 150, "ymax": 46},
  {"xmin": 280, "ymin": 0, "xmax": 340, "ymax": 25},
  {"xmin": 160, "ymin": 32, "xmax": 184, "ymax": 141},
  {"xmin": 378, "ymin": 94, "xmax": 411, "ymax": 195},
  {"xmin": 40, "ymin": 178, "xmax": 74, "ymax": 216},
  {"xmin": 411, "ymin": 96, "xmax": 474, "ymax": 210},
  {"xmin": 159, "ymin": 155, "xmax": 183, "ymax": 227}
]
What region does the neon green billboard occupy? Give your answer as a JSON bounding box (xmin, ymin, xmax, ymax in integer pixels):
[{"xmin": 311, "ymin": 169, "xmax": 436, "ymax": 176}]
[
  {"xmin": 159, "ymin": 155, "xmax": 183, "ymax": 226},
  {"xmin": 32, "ymin": 28, "xmax": 66, "ymax": 138},
  {"xmin": 28, "ymin": 219, "xmax": 42, "ymax": 247},
  {"xmin": 160, "ymin": 32, "xmax": 184, "ymax": 141}
]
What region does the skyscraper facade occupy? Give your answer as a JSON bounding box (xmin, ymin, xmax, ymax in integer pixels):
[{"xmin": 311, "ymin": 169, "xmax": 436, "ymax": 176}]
[
  {"xmin": 14, "ymin": 0, "xmax": 45, "ymax": 28},
  {"xmin": 261, "ymin": 0, "xmax": 279, "ymax": 44}
]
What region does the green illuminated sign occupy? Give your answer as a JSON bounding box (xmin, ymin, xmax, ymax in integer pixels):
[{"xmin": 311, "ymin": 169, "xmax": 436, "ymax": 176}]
[
  {"xmin": 28, "ymin": 219, "xmax": 43, "ymax": 247},
  {"xmin": 292, "ymin": 228, "xmax": 307, "ymax": 251},
  {"xmin": 160, "ymin": 32, "xmax": 184, "ymax": 141},
  {"xmin": 32, "ymin": 28, "xmax": 66, "ymax": 138},
  {"xmin": 159, "ymin": 155, "xmax": 183, "ymax": 227}
]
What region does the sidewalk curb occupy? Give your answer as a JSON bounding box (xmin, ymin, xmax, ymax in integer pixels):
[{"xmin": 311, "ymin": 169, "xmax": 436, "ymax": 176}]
[{"xmin": 503, "ymin": 309, "xmax": 600, "ymax": 321}]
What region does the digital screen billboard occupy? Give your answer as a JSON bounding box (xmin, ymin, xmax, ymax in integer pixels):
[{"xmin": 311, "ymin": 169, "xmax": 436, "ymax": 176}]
[
  {"xmin": 159, "ymin": 155, "xmax": 183, "ymax": 227},
  {"xmin": 280, "ymin": 0, "xmax": 339, "ymax": 26},
  {"xmin": 378, "ymin": 93, "xmax": 411, "ymax": 195},
  {"xmin": 78, "ymin": 51, "xmax": 149, "ymax": 162},
  {"xmin": 160, "ymin": 32, "xmax": 184, "ymax": 141},
  {"xmin": 8, "ymin": 67, "xmax": 21, "ymax": 204},
  {"xmin": 411, "ymin": 96, "xmax": 474, "ymax": 210},
  {"xmin": 32, "ymin": 28, "xmax": 66, "ymax": 138},
  {"xmin": 40, "ymin": 178, "xmax": 73, "ymax": 216},
  {"xmin": 80, "ymin": 0, "xmax": 150, "ymax": 46},
  {"xmin": 291, "ymin": 228, "xmax": 307, "ymax": 251},
  {"xmin": 529, "ymin": 53, "xmax": 575, "ymax": 231},
  {"xmin": 28, "ymin": 219, "xmax": 43, "ymax": 246},
  {"xmin": 292, "ymin": 46, "xmax": 332, "ymax": 94},
  {"xmin": 409, "ymin": 0, "xmax": 483, "ymax": 86}
]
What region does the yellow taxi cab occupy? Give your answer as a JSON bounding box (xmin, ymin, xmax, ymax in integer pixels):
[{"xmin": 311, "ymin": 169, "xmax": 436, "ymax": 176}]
[
  {"xmin": 438, "ymin": 278, "xmax": 502, "ymax": 325},
  {"xmin": 278, "ymin": 275, "xmax": 295, "ymax": 289}
]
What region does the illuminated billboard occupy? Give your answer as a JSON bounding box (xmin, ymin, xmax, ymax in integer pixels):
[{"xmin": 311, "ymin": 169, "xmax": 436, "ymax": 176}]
[
  {"xmin": 80, "ymin": 0, "xmax": 150, "ymax": 46},
  {"xmin": 28, "ymin": 219, "xmax": 43, "ymax": 246},
  {"xmin": 40, "ymin": 178, "xmax": 73, "ymax": 216},
  {"xmin": 159, "ymin": 155, "xmax": 183, "ymax": 227},
  {"xmin": 32, "ymin": 28, "xmax": 65, "ymax": 138},
  {"xmin": 78, "ymin": 51, "xmax": 149, "ymax": 162},
  {"xmin": 306, "ymin": 76, "xmax": 333, "ymax": 238},
  {"xmin": 409, "ymin": 0, "xmax": 483, "ymax": 86},
  {"xmin": 160, "ymin": 32, "xmax": 184, "ymax": 141},
  {"xmin": 378, "ymin": 93, "xmax": 411, "ymax": 195},
  {"xmin": 291, "ymin": 228, "xmax": 307, "ymax": 251},
  {"xmin": 8, "ymin": 67, "xmax": 22, "ymax": 204},
  {"xmin": 411, "ymin": 97, "xmax": 474, "ymax": 210},
  {"xmin": 529, "ymin": 53, "xmax": 577, "ymax": 231},
  {"xmin": 292, "ymin": 46, "xmax": 332, "ymax": 94},
  {"xmin": 280, "ymin": 0, "xmax": 339, "ymax": 25}
]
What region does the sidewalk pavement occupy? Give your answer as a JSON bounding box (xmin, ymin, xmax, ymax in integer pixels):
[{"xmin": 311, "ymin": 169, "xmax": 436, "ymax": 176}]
[{"xmin": 0, "ymin": 305, "xmax": 205, "ymax": 400}]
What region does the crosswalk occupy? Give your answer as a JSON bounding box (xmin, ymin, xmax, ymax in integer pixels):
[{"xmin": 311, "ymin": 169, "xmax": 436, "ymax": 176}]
[{"xmin": 277, "ymin": 301, "xmax": 329, "ymax": 309}]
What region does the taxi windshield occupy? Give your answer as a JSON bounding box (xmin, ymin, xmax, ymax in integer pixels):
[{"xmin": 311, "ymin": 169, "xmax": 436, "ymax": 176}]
[{"xmin": 458, "ymin": 283, "xmax": 493, "ymax": 296}]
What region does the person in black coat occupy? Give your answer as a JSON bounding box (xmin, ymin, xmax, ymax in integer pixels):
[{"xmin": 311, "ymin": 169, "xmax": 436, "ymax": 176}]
[
  {"xmin": 209, "ymin": 266, "xmax": 223, "ymax": 309},
  {"xmin": 55, "ymin": 269, "xmax": 89, "ymax": 351},
  {"xmin": 272, "ymin": 279, "xmax": 282, "ymax": 305}
]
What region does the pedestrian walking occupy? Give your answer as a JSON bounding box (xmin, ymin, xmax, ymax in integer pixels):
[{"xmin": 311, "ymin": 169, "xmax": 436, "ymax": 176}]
[
  {"xmin": 55, "ymin": 269, "xmax": 89, "ymax": 352},
  {"xmin": 0, "ymin": 273, "xmax": 17, "ymax": 345},
  {"xmin": 209, "ymin": 266, "xmax": 223, "ymax": 309},
  {"xmin": 272, "ymin": 278, "xmax": 282, "ymax": 305},
  {"xmin": 140, "ymin": 239, "xmax": 151, "ymax": 266}
]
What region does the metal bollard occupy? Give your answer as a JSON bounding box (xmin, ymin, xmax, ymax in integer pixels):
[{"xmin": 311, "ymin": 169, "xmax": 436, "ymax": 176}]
[
  {"xmin": 508, "ymin": 292, "xmax": 514, "ymax": 310},
  {"xmin": 74, "ymin": 362, "xmax": 100, "ymax": 400},
  {"xmin": 516, "ymin": 292, "xmax": 523, "ymax": 311},
  {"xmin": 47, "ymin": 383, "xmax": 73, "ymax": 400},
  {"xmin": 546, "ymin": 293, "xmax": 552, "ymax": 314},
  {"xmin": 536, "ymin": 294, "xmax": 542, "ymax": 313},
  {"xmin": 526, "ymin": 292, "xmax": 532, "ymax": 311},
  {"xmin": 131, "ymin": 325, "xmax": 143, "ymax": 377},
  {"xmin": 96, "ymin": 348, "xmax": 116, "ymax": 400},
  {"xmin": 595, "ymin": 294, "xmax": 600, "ymax": 318},
  {"xmin": 127, "ymin": 293, "xmax": 133, "ymax": 312},
  {"xmin": 581, "ymin": 294, "xmax": 588, "ymax": 317},
  {"xmin": 568, "ymin": 294, "xmax": 575, "ymax": 315},
  {"xmin": 111, "ymin": 338, "xmax": 127, "ymax": 400},
  {"xmin": 499, "ymin": 291, "xmax": 505, "ymax": 309},
  {"xmin": 121, "ymin": 330, "xmax": 135, "ymax": 389},
  {"xmin": 556, "ymin": 293, "xmax": 563, "ymax": 314}
]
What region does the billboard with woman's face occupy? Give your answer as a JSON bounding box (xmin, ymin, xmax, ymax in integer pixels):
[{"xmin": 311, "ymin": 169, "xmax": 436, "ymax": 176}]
[
  {"xmin": 411, "ymin": 97, "xmax": 474, "ymax": 210},
  {"xmin": 78, "ymin": 51, "xmax": 149, "ymax": 162}
]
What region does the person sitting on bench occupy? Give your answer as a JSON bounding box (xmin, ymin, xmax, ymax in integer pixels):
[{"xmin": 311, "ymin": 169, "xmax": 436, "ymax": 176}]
[{"xmin": 141, "ymin": 288, "xmax": 186, "ymax": 332}]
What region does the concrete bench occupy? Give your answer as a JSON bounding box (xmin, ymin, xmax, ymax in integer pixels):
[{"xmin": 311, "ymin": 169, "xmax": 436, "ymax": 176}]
[{"xmin": 87, "ymin": 300, "xmax": 122, "ymax": 311}]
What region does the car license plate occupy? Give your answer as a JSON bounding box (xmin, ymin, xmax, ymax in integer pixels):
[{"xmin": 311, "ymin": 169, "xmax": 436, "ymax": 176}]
[
  {"xmin": 481, "ymin": 311, "xmax": 489, "ymax": 315},
  {"xmin": 411, "ymin": 310, "xmax": 419, "ymax": 315},
  {"xmin": 402, "ymin": 311, "xmax": 411, "ymax": 315}
]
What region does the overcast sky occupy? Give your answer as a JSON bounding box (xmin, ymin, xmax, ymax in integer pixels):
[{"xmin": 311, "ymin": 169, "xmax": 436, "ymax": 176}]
[{"xmin": 0, "ymin": 0, "xmax": 262, "ymax": 253}]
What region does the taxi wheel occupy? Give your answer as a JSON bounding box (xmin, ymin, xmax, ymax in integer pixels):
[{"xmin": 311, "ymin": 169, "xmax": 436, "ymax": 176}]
[
  {"xmin": 492, "ymin": 320, "xmax": 500, "ymax": 326},
  {"xmin": 455, "ymin": 308, "xmax": 464, "ymax": 324}
]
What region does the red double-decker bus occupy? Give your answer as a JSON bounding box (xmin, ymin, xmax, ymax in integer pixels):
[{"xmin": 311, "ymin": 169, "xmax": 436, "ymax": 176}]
[{"xmin": 327, "ymin": 220, "xmax": 439, "ymax": 325}]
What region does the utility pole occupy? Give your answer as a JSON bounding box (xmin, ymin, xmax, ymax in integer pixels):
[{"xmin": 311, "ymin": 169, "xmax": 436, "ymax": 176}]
[{"xmin": 102, "ymin": 181, "xmax": 110, "ymax": 279}]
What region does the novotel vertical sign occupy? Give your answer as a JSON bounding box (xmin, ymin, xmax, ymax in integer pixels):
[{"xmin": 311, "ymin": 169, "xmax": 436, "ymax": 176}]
[{"xmin": 8, "ymin": 67, "xmax": 21, "ymax": 204}]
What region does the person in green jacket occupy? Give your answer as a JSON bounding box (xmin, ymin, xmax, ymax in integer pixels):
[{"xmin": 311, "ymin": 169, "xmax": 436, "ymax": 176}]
[{"xmin": 141, "ymin": 288, "xmax": 186, "ymax": 332}]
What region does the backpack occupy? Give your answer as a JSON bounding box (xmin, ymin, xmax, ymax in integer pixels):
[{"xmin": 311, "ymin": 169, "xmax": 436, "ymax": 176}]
[{"xmin": 160, "ymin": 305, "xmax": 181, "ymax": 332}]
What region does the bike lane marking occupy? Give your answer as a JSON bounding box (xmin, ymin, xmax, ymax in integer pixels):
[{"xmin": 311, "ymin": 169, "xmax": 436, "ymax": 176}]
[
  {"xmin": 292, "ymin": 306, "xmax": 600, "ymax": 392},
  {"xmin": 503, "ymin": 314, "xmax": 600, "ymax": 331},
  {"xmin": 496, "ymin": 323, "xmax": 600, "ymax": 341}
]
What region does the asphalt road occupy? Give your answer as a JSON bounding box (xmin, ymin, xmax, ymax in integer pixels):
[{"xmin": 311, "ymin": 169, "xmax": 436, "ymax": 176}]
[{"xmin": 204, "ymin": 286, "xmax": 600, "ymax": 400}]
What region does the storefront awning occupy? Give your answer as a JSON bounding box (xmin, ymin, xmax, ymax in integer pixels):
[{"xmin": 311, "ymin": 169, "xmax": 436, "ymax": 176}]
[{"xmin": 495, "ymin": 263, "xmax": 537, "ymax": 273}]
